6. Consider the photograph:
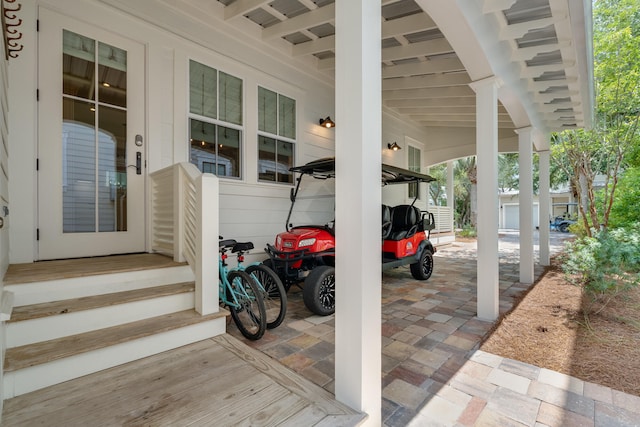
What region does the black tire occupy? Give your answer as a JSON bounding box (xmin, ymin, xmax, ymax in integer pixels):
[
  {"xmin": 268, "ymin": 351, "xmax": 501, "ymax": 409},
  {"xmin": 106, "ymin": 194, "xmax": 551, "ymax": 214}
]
[
  {"xmin": 227, "ymin": 270, "xmax": 267, "ymax": 340},
  {"xmin": 558, "ymin": 222, "xmax": 569, "ymax": 233},
  {"xmin": 410, "ymin": 248, "xmax": 433, "ymax": 280},
  {"xmin": 303, "ymin": 265, "xmax": 335, "ymax": 316},
  {"xmin": 246, "ymin": 264, "xmax": 287, "ymax": 329}
]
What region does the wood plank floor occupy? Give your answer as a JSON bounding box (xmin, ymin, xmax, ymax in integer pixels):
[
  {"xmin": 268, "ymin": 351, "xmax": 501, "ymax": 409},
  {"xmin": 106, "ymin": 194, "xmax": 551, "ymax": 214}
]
[
  {"xmin": 3, "ymin": 253, "xmax": 185, "ymax": 285},
  {"xmin": 2, "ymin": 335, "xmax": 365, "ymax": 426}
]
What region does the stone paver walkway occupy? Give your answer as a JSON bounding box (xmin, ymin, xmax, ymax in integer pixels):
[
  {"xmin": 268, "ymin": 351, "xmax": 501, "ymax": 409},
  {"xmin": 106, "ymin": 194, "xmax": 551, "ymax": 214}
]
[{"xmin": 231, "ymin": 231, "xmax": 640, "ymax": 426}]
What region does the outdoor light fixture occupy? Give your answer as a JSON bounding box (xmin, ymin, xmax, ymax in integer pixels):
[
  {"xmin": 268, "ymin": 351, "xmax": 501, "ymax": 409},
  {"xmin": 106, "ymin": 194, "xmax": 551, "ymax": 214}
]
[
  {"xmin": 388, "ymin": 142, "xmax": 401, "ymax": 151},
  {"xmin": 319, "ymin": 116, "xmax": 335, "ymax": 128}
]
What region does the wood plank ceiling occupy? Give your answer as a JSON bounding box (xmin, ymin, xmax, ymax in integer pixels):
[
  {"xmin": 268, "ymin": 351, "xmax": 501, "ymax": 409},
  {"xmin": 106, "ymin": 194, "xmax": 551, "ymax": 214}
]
[{"xmin": 214, "ymin": 0, "xmax": 588, "ymax": 132}]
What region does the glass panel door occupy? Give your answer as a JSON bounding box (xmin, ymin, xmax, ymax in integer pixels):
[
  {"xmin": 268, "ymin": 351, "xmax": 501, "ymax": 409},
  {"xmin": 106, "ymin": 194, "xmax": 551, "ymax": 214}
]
[{"xmin": 38, "ymin": 8, "xmax": 145, "ymax": 260}]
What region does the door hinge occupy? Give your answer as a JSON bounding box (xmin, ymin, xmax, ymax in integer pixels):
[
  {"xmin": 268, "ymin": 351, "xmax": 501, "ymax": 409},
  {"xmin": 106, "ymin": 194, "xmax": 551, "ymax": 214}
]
[
  {"xmin": 36, "ymin": 89, "xmax": 39, "ymax": 101},
  {"xmin": 36, "ymin": 158, "xmax": 39, "ymax": 171},
  {"xmin": 36, "ymin": 228, "xmax": 40, "ymax": 241},
  {"xmin": 37, "ymin": 20, "xmax": 39, "ymax": 32}
]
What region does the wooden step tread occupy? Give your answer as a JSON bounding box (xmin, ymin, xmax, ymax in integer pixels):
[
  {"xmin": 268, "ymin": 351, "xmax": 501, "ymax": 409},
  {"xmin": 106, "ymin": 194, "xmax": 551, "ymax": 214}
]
[
  {"xmin": 10, "ymin": 282, "xmax": 195, "ymax": 322},
  {"xmin": 3, "ymin": 253, "xmax": 187, "ymax": 285},
  {"xmin": 4, "ymin": 309, "xmax": 229, "ymax": 372}
]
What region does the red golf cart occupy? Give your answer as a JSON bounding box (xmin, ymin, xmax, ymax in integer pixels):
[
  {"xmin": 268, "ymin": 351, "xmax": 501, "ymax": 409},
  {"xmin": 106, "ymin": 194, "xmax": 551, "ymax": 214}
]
[{"xmin": 264, "ymin": 157, "xmax": 436, "ymax": 315}]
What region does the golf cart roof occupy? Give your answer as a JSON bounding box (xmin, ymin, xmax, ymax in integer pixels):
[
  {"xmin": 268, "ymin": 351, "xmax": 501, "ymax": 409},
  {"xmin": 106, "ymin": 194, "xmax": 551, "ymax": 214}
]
[{"xmin": 289, "ymin": 157, "xmax": 435, "ymax": 184}]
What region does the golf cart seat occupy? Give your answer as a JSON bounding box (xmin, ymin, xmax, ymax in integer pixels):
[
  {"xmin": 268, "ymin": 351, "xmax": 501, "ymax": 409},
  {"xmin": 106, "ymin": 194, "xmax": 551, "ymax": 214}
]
[
  {"xmin": 382, "ymin": 204, "xmax": 392, "ymax": 239},
  {"xmin": 388, "ymin": 205, "xmax": 421, "ymax": 241}
]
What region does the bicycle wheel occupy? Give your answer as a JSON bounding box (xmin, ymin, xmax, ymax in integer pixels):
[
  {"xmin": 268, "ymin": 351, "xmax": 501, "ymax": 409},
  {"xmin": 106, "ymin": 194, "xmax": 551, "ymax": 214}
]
[
  {"xmin": 227, "ymin": 270, "xmax": 267, "ymax": 340},
  {"xmin": 246, "ymin": 264, "xmax": 287, "ymax": 329}
]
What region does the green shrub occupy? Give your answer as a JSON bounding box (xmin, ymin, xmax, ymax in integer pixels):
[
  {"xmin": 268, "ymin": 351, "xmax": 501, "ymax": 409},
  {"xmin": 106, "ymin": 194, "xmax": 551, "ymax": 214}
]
[
  {"xmin": 457, "ymin": 226, "xmax": 477, "ymax": 238},
  {"xmin": 562, "ymin": 223, "xmax": 640, "ymax": 314}
]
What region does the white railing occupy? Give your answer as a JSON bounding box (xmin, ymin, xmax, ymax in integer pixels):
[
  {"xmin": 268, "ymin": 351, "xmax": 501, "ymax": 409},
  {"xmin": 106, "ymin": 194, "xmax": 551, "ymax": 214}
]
[
  {"xmin": 150, "ymin": 163, "xmax": 219, "ymax": 315},
  {"xmin": 428, "ymin": 205, "xmax": 453, "ymax": 233}
]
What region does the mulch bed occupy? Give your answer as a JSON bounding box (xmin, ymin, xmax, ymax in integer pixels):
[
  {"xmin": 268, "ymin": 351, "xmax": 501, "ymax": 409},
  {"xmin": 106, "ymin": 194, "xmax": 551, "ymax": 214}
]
[{"xmin": 480, "ymin": 258, "xmax": 640, "ymax": 397}]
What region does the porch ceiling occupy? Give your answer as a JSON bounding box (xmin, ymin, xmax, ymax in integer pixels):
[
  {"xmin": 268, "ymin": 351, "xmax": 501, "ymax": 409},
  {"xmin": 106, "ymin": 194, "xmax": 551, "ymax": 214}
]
[{"xmin": 213, "ymin": 0, "xmax": 593, "ymax": 135}]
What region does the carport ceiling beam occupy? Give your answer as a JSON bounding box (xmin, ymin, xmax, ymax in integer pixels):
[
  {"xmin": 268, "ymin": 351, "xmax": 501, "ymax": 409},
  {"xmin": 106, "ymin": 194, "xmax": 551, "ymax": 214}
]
[
  {"xmin": 224, "ymin": 0, "xmax": 269, "ymax": 20},
  {"xmin": 382, "ymin": 73, "xmax": 471, "ymax": 90},
  {"xmin": 415, "ymin": 121, "xmax": 516, "ymax": 129},
  {"xmin": 482, "ymin": 0, "xmax": 516, "ymax": 14},
  {"xmin": 408, "ymin": 114, "xmax": 512, "ymax": 122},
  {"xmin": 262, "ymin": 4, "xmax": 334, "ymax": 39},
  {"xmin": 520, "ymin": 62, "xmax": 575, "ymax": 78},
  {"xmin": 292, "ymin": 35, "xmax": 335, "ymax": 56},
  {"xmin": 384, "ymin": 97, "xmax": 476, "ymax": 108},
  {"xmin": 382, "ymin": 57, "xmax": 465, "ymax": 78},
  {"xmin": 383, "ymin": 85, "xmax": 474, "ymax": 100},
  {"xmin": 511, "ymin": 42, "xmax": 572, "ymax": 62},
  {"xmin": 395, "ymin": 105, "xmax": 508, "ymax": 115},
  {"xmin": 499, "ymin": 15, "xmax": 566, "ymax": 40},
  {"xmin": 382, "ymin": 13, "xmax": 436, "ymax": 39},
  {"xmin": 383, "ymin": 39, "xmax": 453, "ymax": 62}
]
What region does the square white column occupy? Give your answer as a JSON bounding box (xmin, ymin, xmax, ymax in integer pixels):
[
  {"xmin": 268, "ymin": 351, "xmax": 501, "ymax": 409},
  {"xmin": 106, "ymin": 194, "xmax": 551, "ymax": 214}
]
[
  {"xmin": 517, "ymin": 127, "xmax": 534, "ymax": 284},
  {"xmin": 470, "ymin": 77, "xmax": 500, "ymax": 321},
  {"xmin": 334, "ymin": 1, "xmax": 382, "ymax": 424},
  {"xmin": 538, "ymin": 150, "xmax": 551, "ymax": 266}
]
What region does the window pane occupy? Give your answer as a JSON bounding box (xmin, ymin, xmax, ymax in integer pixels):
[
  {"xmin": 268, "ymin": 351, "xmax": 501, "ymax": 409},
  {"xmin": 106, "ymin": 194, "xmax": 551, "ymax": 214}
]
[
  {"xmin": 258, "ymin": 137, "xmax": 294, "ymax": 184},
  {"xmin": 63, "ymin": 98, "xmax": 96, "ymax": 233},
  {"xmin": 217, "ymin": 126, "xmax": 241, "ymax": 178},
  {"xmin": 189, "ymin": 60, "xmax": 217, "ymax": 119},
  {"xmin": 63, "ymin": 30, "xmax": 96, "ymax": 100},
  {"xmin": 190, "ymin": 119, "xmax": 218, "ymax": 172},
  {"xmin": 277, "ymin": 140, "xmax": 294, "ymax": 183},
  {"xmin": 219, "ymin": 72, "xmax": 242, "ymax": 125},
  {"xmin": 258, "ymin": 135, "xmax": 276, "ymax": 182},
  {"xmin": 98, "ymin": 106, "xmax": 127, "ymax": 232},
  {"xmin": 98, "ymin": 42, "xmax": 127, "ymax": 108},
  {"xmin": 408, "ymin": 146, "xmax": 421, "ymax": 198},
  {"xmin": 258, "ymin": 87, "xmax": 277, "ymax": 134},
  {"xmin": 279, "ymin": 94, "xmax": 296, "ymax": 139}
]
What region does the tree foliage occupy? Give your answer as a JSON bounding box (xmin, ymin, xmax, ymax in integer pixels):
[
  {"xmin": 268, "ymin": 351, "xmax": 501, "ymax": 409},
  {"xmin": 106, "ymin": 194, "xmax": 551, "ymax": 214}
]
[{"xmin": 551, "ymin": 0, "xmax": 640, "ymax": 236}]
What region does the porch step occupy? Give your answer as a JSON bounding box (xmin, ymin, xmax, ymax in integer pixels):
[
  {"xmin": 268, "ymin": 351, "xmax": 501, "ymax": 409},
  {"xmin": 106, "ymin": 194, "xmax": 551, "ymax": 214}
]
[
  {"xmin": 7, "ymin": 282, "xmax": 196, "ymax": 348},
  {"xmin": 3, "ymin": 309, "xmax": 228, "ymax": 398},
  {"xmin": 2, "ymin": 254, "xmax": 228, "ymax": 399},
  {"xmin": 4, "ymin": 264, "xmax": 194, "ymax": 306}
]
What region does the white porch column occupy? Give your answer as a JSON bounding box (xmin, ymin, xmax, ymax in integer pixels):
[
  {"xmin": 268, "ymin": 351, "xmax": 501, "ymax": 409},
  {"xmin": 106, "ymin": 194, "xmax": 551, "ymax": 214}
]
[
  {"xmin": 334, "ymin": 1, "xmax": 382, "ymax": 424},
  {"xmin": 539, "ymin": 150, "xmax": 551, "ymax": 266},
  {"xmin": 470, "ymin": 77, "xmax": 500, "ymax": 321},
  {"xmin": 517, "ymin": 127, "xmax": 534, "ymax": 284},
  {"xmin": 447, "ymin": 161, "xmax": 454, "ymax": 230}
]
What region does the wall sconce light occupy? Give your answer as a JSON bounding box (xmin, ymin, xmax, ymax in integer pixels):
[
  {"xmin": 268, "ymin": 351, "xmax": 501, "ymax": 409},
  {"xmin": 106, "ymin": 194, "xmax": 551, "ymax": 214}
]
[
  {"xmin": 387, "ymin": 142, "xmax": 401, "ymax": 151},
  {"xmin": 319, "ymin": 116, "xmax": 335, "ymax": 128}
]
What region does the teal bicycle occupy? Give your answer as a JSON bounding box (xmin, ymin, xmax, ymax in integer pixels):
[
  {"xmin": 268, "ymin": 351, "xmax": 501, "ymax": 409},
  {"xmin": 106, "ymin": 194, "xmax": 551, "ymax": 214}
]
[
  {"xmin": 220, "ymin": 238, "xmax": 287, "ymax": 329},
  {"xmin": 219, "ymin": 239, "xmax": 267, "ymax": 340}
]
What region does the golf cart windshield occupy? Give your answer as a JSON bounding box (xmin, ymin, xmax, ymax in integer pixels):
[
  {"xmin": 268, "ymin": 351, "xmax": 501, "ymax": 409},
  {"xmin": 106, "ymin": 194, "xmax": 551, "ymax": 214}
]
[{"xmin": 285, "ymin": 157, "xmax": 435, "ymax": 230}]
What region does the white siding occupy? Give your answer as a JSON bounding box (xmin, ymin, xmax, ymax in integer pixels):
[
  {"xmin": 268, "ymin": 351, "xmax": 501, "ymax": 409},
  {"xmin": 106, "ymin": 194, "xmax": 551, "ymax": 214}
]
[
  {"xmin": 8, "ymin": 0, "xmax": 464, "ymax": 263},
  {"xmin": 1, "ymin": 14, "xmax": 10, "ymax": 415}
]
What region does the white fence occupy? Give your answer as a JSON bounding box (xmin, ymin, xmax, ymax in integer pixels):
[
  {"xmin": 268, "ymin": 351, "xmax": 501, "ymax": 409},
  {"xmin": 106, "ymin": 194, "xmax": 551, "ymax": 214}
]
[{"xmin": 428, "ymin": 205, "xmax": 453, "ymax": 233}]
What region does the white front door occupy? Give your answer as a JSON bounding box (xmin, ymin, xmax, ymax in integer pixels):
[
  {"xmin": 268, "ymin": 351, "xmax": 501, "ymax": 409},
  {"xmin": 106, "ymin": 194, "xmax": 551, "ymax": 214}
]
[{"xmin": 37, "ymin": 8, "xmax": 145, "ymax": 260}]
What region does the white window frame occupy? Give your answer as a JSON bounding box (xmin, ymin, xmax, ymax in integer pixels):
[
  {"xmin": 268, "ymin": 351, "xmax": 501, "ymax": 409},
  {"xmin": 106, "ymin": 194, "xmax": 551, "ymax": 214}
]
[
  {"xmin": 407, "ymin": 144, "xmax": 422, "ymax": 199},
  {"xmin": 257, "ymin": 85, "xmax": 297, "ymax": 185},
  {"xmin": 188, "ymin": 59, "xmax": 245, "ymax": 180}
]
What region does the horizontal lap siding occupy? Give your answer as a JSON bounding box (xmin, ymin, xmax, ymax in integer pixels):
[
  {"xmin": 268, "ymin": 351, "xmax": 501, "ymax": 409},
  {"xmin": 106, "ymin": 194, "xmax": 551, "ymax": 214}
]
[{"xmin": 1, "ymin": 37, "xmax": 9, "ymax": 277}]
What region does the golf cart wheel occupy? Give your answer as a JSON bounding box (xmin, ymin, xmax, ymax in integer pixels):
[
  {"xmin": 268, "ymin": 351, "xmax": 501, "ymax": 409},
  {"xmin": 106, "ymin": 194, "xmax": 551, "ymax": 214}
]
[
  {"xmin": 303, "ymin": 265, "xmax": 335, "ymax": 316},
  {"xmin": 558, "ymin": 222, "xmax": 569, "ymax": 233},
  {"xmin": 410, "ymin": 248, "xmax": 433, "ymax": 280}
]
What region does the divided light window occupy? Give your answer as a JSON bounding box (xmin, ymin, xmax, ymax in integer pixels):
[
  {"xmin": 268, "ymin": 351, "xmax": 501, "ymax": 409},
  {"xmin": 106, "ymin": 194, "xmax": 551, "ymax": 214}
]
[
  {"xmin": 408, "ymin": 145, "xmax": 421, "ymax": 199},
  {"xmin": 188, "ymin": 60, "xmax": 243, "ymax": 178},
  {"xmin": 257, "ymin": 86, "xmax": 295, "ymax": 184}
]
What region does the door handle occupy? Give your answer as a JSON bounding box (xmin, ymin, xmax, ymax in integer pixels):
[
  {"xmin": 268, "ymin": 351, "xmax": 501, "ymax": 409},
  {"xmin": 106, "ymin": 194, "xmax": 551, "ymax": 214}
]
[{"xmin": 136, "ymin": 152, "xmax": 142, "ymax": 175}]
